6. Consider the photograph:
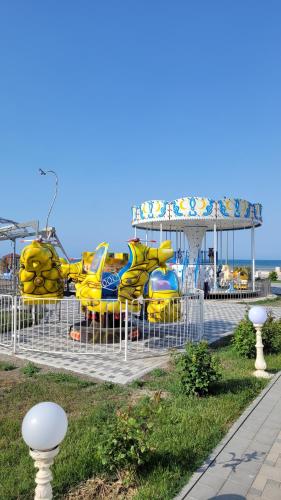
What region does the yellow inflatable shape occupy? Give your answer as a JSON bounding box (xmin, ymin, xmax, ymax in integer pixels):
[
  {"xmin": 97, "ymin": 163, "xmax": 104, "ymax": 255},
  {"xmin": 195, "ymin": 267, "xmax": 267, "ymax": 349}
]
[
  {"xmin": 19, "ymin": 240, "xmax": 64, "ymax": 302},
  {"xmin": 60, "ymin": 252, "xmax": 95, "ymax": 283},
  {"xmin": 60, "ymin": 260, "xmax": 83, "ymax": 281},
  {"xmin": 147, "ymin": 268, "xmax": 181, "ymax": 323}
]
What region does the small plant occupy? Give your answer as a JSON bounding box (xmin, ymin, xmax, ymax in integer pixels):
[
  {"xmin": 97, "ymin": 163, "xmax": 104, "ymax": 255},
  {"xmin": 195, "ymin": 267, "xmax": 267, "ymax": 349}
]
[
  {"xmin": 269, "ymin": 271, "xmax": 278, "ymax": 282},
  {"xmin": 97, "ymin": 405, "xmax": 154, "ymax": 474},
  {"xmin": 130, "ymin": 379, "xmax": 145, "ymax": 388},
  {"xmin": 174, "ymin": 341, "xmax": 221, "ymax": 396},
  {"xmin": 0, "ymin": 361, "xmax": 17, "ymax": 371},
  {"xmin": 232, "ymin": 311, "xmax": 281, "ymax": 358},
  {"xmin": 103, "ymin": 381, "xmax": 115, "ymax": 390},
  {"xmin": 21, "ymin": 362, "xmax": 41, "ymax": 377}
]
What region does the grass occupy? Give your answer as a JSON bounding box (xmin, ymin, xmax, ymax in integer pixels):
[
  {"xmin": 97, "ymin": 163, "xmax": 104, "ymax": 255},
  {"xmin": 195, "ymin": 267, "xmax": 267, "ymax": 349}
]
[
  {"xmin": 1, "ymin": 345, "xmax": 281, "ymax": 500},
  {"xmin": 244, "ymin": 296, "xmax": 281, "ymax": 307}
]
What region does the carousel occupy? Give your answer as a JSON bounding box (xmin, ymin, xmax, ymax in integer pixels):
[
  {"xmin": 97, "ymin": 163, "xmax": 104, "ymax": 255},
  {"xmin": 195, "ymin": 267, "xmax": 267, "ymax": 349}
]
[{"xmin": 132, "ymin": 197, "xmax": 263, "ymax": 297}]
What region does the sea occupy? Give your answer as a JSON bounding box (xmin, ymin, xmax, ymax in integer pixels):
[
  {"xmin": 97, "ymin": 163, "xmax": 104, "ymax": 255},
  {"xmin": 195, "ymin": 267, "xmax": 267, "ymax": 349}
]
[{"xmin": 226, "ymin": 260, "xmax": 281, "ymax": 270}]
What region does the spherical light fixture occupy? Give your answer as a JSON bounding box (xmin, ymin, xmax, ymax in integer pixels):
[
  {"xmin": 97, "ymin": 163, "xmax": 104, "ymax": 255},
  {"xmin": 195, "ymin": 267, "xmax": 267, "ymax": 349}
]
[{"xmin": 248, "ymin": 306, "xmax": 267, "ymax": 326}]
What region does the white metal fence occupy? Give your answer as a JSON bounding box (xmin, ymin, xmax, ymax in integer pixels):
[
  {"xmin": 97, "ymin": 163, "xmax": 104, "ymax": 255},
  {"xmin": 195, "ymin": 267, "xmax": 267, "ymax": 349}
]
[
  {"xmin": 206, "ymin": 279, "xmax": 271, "ymax": 300},
  {"xmin": 0, "ymin": 292, "xmax": 204, "ymax": 360}
]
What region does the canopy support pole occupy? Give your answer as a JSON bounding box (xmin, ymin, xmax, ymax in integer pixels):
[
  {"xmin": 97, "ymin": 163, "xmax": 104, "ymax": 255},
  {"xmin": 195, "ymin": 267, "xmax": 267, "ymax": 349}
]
[
  {"xmin": 213, "ymin": 223, "xmax": 217, "ymax": 290},
  {"xmin": 251, "ymin": 225, "xmax": 256, "ymax": 292}
]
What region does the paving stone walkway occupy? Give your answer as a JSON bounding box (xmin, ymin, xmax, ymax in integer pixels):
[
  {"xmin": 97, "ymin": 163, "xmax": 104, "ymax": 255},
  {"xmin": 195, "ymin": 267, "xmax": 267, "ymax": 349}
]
[{"xmin": 175, "ymin": 372, "xmax": 281, "ymax": 500}]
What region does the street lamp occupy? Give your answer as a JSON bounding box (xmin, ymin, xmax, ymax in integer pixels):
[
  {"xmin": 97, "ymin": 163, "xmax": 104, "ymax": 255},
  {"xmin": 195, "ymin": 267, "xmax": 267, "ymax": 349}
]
[
  {"xmin": 22, "ymin": 402, "xmax": 68, "ymax": 500},
  {"xmin": 38, "ymin": 169, "xmax": 58, "ymax": 232},
  {"xmin": 248, "ymin": 306, "xmax": 272, "ymax": 378}
]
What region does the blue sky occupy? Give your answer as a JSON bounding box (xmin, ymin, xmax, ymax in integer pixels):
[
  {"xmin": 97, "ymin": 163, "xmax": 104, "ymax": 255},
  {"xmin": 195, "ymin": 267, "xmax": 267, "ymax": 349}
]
[{"xmin": 0, "ymin": 1, "xmax": 280, "ymax": 259}]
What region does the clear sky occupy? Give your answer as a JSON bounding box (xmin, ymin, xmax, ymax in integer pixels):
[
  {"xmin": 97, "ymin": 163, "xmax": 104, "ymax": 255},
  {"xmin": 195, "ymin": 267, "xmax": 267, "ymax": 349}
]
[{"xmin": 0, "ymin": 1, "xmax": 280, "ymax": 259}]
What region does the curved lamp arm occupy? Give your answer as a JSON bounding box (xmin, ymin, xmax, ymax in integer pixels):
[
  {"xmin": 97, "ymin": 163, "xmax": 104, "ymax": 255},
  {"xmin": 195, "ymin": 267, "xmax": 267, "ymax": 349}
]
[{"xmin": 39, "ymin": 169, "xmax": 58, "ymax": 232}]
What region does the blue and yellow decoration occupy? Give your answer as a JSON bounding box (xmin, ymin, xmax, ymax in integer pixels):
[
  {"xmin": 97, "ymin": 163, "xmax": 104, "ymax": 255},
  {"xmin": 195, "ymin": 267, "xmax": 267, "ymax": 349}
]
[
  {"xmin": 132, "ymin": 197, "xmax": 263, "ymax": 226},
  {"xmin": 146, "ymin": 268, "xmax": 181, "ymax": 323}
]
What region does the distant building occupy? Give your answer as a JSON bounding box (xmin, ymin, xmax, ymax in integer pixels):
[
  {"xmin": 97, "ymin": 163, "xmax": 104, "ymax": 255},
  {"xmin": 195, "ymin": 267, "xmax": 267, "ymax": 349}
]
[{"xmin": 0, "ymin": 253, "xmax": 20, "ymax": 273}]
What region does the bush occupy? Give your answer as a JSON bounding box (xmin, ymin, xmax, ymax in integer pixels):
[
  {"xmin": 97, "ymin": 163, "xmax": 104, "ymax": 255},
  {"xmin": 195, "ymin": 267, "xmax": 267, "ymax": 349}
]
[
  {"xmin": 174, "ymin": 341, "xmax": 221, "ymax": 396},
  {"xmin": 232, "ymin": 316, "xmax": 256, "ymax": 358},
  {"xmin": 262, "ymin": 313, "xmax": 281, "ymax": 354},
  {"xmin": 232, "ymin": 312, "xmax": 281, "ymax": 358},
  {"xmin": 97, "ymin": 405, "xmax": 154, "ymax": 474},
  {"xmin": 269, "ymin": 271, "xmax": 278, "ymax": 282}
]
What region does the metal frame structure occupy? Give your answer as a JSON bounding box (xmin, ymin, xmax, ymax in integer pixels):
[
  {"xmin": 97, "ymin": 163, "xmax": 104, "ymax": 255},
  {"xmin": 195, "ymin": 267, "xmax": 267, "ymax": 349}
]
[{"xmin": 0, "ymin": 218, "xmax": 39, "ymax": 291}]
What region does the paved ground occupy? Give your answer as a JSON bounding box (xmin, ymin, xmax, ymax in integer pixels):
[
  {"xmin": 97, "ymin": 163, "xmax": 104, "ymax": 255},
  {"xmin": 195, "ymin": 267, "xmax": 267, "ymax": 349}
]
[
  {"xmin": 176, "ymin": 372, "xmax": 281, "ymax": 500},
  {"xmin": 0, "ymin": 300, "xmax": 280, "ymax": 384},
  {"xmin": 272, "ymin": 283, "xmax": 281, "ymax": 296}
]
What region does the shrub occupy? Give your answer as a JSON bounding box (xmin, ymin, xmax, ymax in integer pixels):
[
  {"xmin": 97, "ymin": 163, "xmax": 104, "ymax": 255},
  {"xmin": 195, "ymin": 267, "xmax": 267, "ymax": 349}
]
[
  {"xmin": 232, "ymin": 312, "xmax": 281, "ymax": 358},
  {"xmin": 262, "ymin": 313, "xmax": 281, "ymax": 354},
  {"xmin": 232, "ymin": 316, "xmax": 256, "ymax": 358},
  {"xmin": 269, "ymin": 271, "xmax": 278, "ymax": 282},
  {"xmin": 97, "ymin": 405, "xmax": 154, "ymax": 474},
  {"xmin": 174, "ymin": 341, "xmax": 221, "ymax": 396}
]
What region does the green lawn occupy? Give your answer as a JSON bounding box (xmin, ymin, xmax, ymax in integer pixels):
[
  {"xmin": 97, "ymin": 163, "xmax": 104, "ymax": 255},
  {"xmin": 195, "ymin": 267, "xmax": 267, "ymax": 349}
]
[
  {"xmin": 245, "ymin": 296, "xmax": 281, "ymax": 306},
  {"xmin": 0, "ymin": 346, "xmax": 280, "ymax": 500}
]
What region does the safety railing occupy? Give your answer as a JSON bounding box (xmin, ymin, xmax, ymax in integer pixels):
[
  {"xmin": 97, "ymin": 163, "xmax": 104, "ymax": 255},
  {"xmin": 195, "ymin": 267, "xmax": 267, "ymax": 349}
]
[
  {"xmin": 0, "ymin": 294, "xmax": 14, "ymax": 348},
  {"xmin": 0, "ymin": 277, "xmax": 18, "ymax": 296},
  {"xmin": 0, "ymin": 292, "xmax": 204, "ymax": 360},
  {"xmin": 206, "ymin": 279, "xmax": 271, "ymax": 300}
]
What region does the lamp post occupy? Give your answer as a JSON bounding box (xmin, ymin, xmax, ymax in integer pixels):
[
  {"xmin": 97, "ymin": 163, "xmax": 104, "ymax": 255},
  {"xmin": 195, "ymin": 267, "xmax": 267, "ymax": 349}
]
[
  {"xmin": 248, "ymin": 306, "xmax": 272, "ymax": 378},
  {"xmin": 38, "ymin": 169, "xmax": 58, "ymax": 232},
  {"xmin": 22, "ymin": 402, "xmax": 68, "ymax": 500}
]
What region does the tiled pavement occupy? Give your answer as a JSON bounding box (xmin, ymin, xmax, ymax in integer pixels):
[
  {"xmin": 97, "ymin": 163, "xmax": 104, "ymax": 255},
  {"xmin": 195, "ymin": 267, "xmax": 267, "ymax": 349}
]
[
  {"xmin": 248, "ymin": 434, "xmax": 281, "ymax": 499},
  {"xmin": 11, "ymin": 349, "xmax": 169, "ymax": 384},
  {"xmin": 0, "ymin": 301, "xmax": 281, "ymax": 384},
  {"xmin": 175, "ymin": 372, "xmax": 281, "ymax": 500},
  {"xmin": 204, "ymin": 302, "xmax": 281, "ymax": 344}
]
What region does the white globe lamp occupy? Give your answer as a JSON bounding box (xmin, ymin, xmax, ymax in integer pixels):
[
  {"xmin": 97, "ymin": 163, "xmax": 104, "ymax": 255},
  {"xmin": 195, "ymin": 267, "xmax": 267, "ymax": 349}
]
[
  {"xmin": 22, "ymin": 402, "xmax": 68, "ymax": 500},
  {"xmin": 248, "ymin": 306, "xmax": 267, "ymax": 326}
]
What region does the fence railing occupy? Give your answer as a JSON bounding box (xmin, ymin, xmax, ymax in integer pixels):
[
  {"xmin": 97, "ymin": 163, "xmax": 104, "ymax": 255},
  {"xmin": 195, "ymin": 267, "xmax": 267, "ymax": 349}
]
[
  {"xmin": 0, "ymin": 277, "xmax": 18, "ymax": 296},
  {"xmin": 0, "ymin": 292, "xmax": 204, "ymax": 360},
  {"xmin": 206, "ymin": 279, "xmax": 271, "ymax": 300}
]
